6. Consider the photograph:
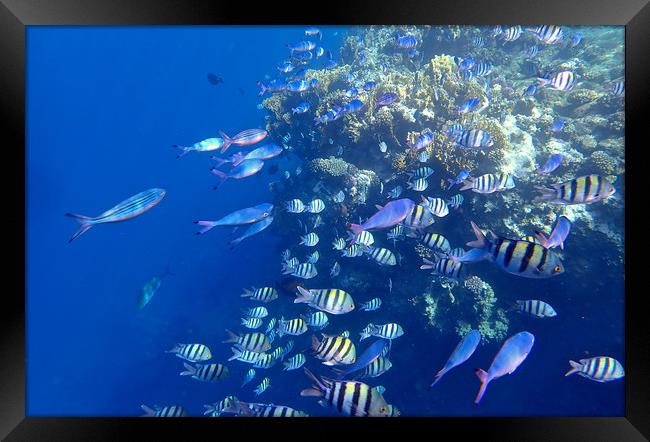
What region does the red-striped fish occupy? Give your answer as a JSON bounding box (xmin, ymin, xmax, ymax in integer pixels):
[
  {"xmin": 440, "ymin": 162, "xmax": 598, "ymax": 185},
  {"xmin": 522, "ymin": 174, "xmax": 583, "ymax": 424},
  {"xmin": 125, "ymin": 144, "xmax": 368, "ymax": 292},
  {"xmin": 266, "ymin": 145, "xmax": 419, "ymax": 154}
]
[
  {"xmin": 65, "ymin": 188, "xmax": 166, "ymax": 243},
  {"xmin": 218, "ymin": 129, "xmax": 268, "ymax": 153}
]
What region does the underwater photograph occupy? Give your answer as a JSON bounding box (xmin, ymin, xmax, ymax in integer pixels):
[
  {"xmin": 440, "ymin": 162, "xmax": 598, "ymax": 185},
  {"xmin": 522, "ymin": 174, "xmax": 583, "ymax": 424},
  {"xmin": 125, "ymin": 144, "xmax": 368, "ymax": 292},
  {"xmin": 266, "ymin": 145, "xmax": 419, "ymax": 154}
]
[{"xmin": 26, "ymin": 25, "xmax": 625, "ymax": 417}]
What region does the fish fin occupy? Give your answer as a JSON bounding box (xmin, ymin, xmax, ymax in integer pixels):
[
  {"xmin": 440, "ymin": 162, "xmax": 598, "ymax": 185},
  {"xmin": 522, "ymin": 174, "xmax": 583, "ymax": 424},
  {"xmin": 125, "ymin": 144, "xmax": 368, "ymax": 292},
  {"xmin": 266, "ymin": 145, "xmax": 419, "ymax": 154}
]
[
  {"xmin": 429, "ymin": 367, "xmax": 447, "ymax": 389},
  {"xmin": 240, "ymin": 288, "xmax": 254, "ymax": 298},
  {"xmin": 194, "ymin": 220, "xmax": 217, "ymax": 235},
  {"xmin": 466, "ymin": 221, "xmax": 487, "ymax": 249},
  {"xmin": 459, "ymin": 179, "xmax": 474, "ymax": 191},
  {"xmin": 180, "ymin": 362, "xmax": 195, "ymax": 376},
  {"xmin": 420, "ymin": 258, "xmax": 434, "ymax": 270},
  {"xmin": 534, "ymin": 230, "xmax": 550, "ymax": 248},
  {"xmin": 140, "ymin": 404, "xmax": 157, "ymax": 416},
  {"xmin": 173, "ymin": 145, "xmax": 191, "ymax": 159},
  {"xmin": 534, "ymin": 185, "xmax": 557, "ymax": 202},
  {"xmin": 507, "ymin": 302, "xmax": 520, "ymax": 312},
  {"xmin": 302, "ymin": 367, "xmax": 326, "ymax": 393},
  {"xmin": 565, "ymin": 360, "xmax": 582, "ymax": 377},
  {"xmin": 210, "ymin": 167, "xmax": 227, "ymax": 190},
  {"xmin": 218, "ymin": 131, "xmax": 233, "ymax": 153},
  {"xmin": 301, "ymin": 388, "xmax": 323, "ymax": 397},
  {"xmin": 311, "ymin": 334, "xmax": 321, "ymax": 351},
  {"xmin": 65, "ymin": 213, "xmax": 95, "ymax": 243},
  {"xmin": 210, "ymin": 156, "xmax": 229, "ymax": 168},
  {"xmin": 294, "ymin": 286, "xmax": 312, "ymax": 304},
  {"xmin": 228, "ymin": 346, "xmax": 242, "ymax": 361},
  {"xmin": 223, "ymin": 329, "xmax": 239, "ymax": 344},
  {"xmin": 375, "ymin": 204, "xmax": 384, "ymax": 210},
  {"xmin": 474, "ymin": 369, "xmax": 489, "ymax": 404}
]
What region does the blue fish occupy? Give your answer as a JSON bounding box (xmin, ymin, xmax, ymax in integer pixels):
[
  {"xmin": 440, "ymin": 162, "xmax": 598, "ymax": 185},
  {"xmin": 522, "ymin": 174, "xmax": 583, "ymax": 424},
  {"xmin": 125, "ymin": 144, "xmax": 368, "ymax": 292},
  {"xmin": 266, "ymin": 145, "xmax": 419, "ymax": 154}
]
[
  {"xmin": 343, "ymin": 99, "xmax": 365, "ymax": 114},
  {"xmin": 286, "ymin": 79, "xmax": 311, "ymax": 92},
  {"xmin": 256, "ymin": 78, "xmax": 287, "ymax": 96},
  {"xmin": 461, "ymin": 70, "xmax": 474, "ymax": 81},
  {"xmin": 395, "ymin": 33, "xmax": 418, "ymax": 49},
  {"xmin": 536, "ymin": 153, "xmax": 564, "ymax": 175},
  {"xmin": 455, "ymin": 56, "xmax": 475, "ymax": 71},
  {"xmin": 229, "ymin": 216, "xmax": 274, "ymax": 249},
  {"xmin": 363, "ymin": 81, "xmax": 377, "ymax": 91},
  {"xmin": 430, "ymin": 330, "xmax": 481, "ymax": 388},
  {"xmin": 535, "ymin": 215, "xmax": 572, "ymax": 250},
  {"xmin": 332, "ymin": 339, "xmax": 389, "ymax": 379},
  {"xmin": 551, "ymin": 119, "xmax": 566, "ymax": 132},
  {"xmin": 570, "ymin": 34, "xmax": 583, "ymax": 47},
  {"xmin": 523, "ymin": 84, "xmax": 537, "ymax": 96},
  {"xmin": 458, "ymin": 97, "xmax": 481, "ymax": 114},
  {"xmin": 345, "ymin": 87, "xmax": 359, "ymax": 98},
  {"xmin": 292, "ymin": 102, "xmax": 310, "ymax": 114},
  {"xmin": 447, "ymin": 169, "xmax": 470, "ymax": 189}
]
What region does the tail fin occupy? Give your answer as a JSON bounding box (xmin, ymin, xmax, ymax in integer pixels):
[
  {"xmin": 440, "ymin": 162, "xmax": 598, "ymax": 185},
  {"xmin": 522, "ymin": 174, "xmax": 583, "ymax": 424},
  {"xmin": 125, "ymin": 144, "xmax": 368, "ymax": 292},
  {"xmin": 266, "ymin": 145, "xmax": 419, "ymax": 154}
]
[
  {"xmin": 534, "ymin": 185, "xmax": 557, "ymax": 202},
  {"xmin": 210, "ymin": 156, "xmax": 229, "ymax": 168},
  {"xmin": 65, "ymin": 213, "xmax": 95, "ymax": 243},
  {"xmin": 194, "ymin": 220, "xmax": 218, "ymax": 235},
  {"xmin": 223, "ymin": 329, "xmax": 239, "ymax": 344},
  {"xmin": 218, "ymin": 130, "xmax": 234, "ymax": 153},
  {"xmin": 300, "ymin": 367, "xmax": 326, "ymax": 397},
  {"xmin": 534, "ymin": 230, "xmax": 550, "ymax": 248},
  {"xmin": 240, "ymin": 287, "xmax": 255, "ymax": 298},
  {"xmin": 429, "ymin": 367, "xmax": 447, "ymax": 389},
  {"xmin": 230, "ymin": 153, "xmax": 245, "ymax": 167},
  {"xmin": 173, "ymin": 145, "xmax": 191, "ymax": 159},
  {"xmin": 474, "ymin": 368, "xmax": 489, "ymax": 404},
  {"xmin": 420, "ymin": 257, "xmax": 435, "ymax": 270},
  {"xmin": 165, "ymin": 343, "xmax": 180, "ymax": 354},
  {"xmin": 228, "ymin": 346, "xmax": 242, "ymax": 362},
  {"xmin": 210, "ymin": 167, "xmax": 227, "ymax": 190},
  {"xmin": 203, "ymin": 404, "xmax": 217, "ymax": 416},
  {"xmin": 565, "ymin": 360, "xmax": 582, "ymax": 377},
  {"xmin": 311, "ymin": 334, "xmax": 321, "ymax": 352},
  {"xmin": 140, "ymin": 404, "xmax": 157, "ymax": 417},
  {"xmin": 459, "ymin": 179, "xmax": 474, "ymax": 191},
  {"xmin": 180, "ymin": 362, "xmax": 196, "ymax": 376},
  {"xmin": 256, "ymin": 80, "xmax": 267, "ymax": 97},
  {"xmin": 294, "ymin": 286, "xmax": 313, "ymax": 304},
  {"xmin": 466, "ymin": 221, "xmax": 487, "ymax": 249},
  {"xmin": 507, "ymin": 301, "xmax": 521, "ymax": 312}
]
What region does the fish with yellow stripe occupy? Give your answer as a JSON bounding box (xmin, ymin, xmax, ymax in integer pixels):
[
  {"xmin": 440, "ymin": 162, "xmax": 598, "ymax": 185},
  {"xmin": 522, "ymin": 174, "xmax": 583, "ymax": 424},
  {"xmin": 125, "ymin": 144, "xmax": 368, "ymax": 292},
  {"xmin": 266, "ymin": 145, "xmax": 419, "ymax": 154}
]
[
  {"xmin": 276, "ymin": 316, "xmax": 308, "ymax": 337},
  {"xmin": 166, "ymin": 343, "xmax": 212, "ymax": 362},
  {"xmin": 301, "ymin": 368, "xmax": 390, "ymax": 416},
  {"xmin": 565, "ymin": 356, "xmax": 624, "ymax": 382},
  {"xmin": 360, "ymin": 356, "xmax": 393, "ymax": 378},
  {"xmin": 223, "ymin": 330, "xmax": 272, "ymax": 352},
  {"xmin": 180, "ymin": 362, "xmax": 229, "ymax": 382},
  {"xmin": 223, "ymin": 398, "xmax": 309, "ymax": 417},
  {"xmin": 295, "ymin": 287, "xmax": 355, "ymax": 314},
  {"xmin": 535, "ymin": 174, "xmax": 616, "ymax": 205},
  {"xmin": 456, "ymin": 221, "xmax": 564, "ymax": 279},
  {"xmin": 312, "ymin": 334, "xmax": 357, "ymax": 365},
  {"xmin": 401, "ymin": 204, "xmax": 435, "ymax": 236},
  {"xmin": 241, "ymin": 286, "xmax": 279, "ymax": 303}
]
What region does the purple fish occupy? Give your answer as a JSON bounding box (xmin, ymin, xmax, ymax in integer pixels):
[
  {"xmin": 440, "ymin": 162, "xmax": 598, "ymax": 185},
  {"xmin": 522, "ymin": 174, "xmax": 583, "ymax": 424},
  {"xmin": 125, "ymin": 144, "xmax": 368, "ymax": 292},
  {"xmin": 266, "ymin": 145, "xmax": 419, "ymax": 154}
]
[
  {"xmin": 536, "ymin": 153, "xmax": 564, "ymax": 174},
  {"xmin": 332, "ymin": 339, "xmax": 389, "ymax": 379},
  {"xmin": 408, "ymin": 131, "xmax": 434, "ymax": 152},
  {"xmin": 375, "ymin": 92, "xmax": 399, "ymax": 108},
  {"xmin": 475, "ymin": 331, "xmax": 535, "ymax": 404},
  {"xmin": 447, "ymin": 169, "xmax": 470, "ymax": 189},
  {"xmin": 430, "ymin": 330, "xmax": 481, "ymax": 388},
  {"xmin": 194, "ymin": 203, "xmax": 273, "ymax": 235},
  {"xmin": 535, "ymin": 215, "xmax": 572, "ymax": 250},
  {"xmin": 210, "ymin": 159, "xmax": 265, "ymax": 189},
  {"xmin": 228, "ymin": 215, "xmax": 274, "ymax": 249},
  {"xmin": 347, "ymin": 198, "xmax": 416, "ymax": 236}
]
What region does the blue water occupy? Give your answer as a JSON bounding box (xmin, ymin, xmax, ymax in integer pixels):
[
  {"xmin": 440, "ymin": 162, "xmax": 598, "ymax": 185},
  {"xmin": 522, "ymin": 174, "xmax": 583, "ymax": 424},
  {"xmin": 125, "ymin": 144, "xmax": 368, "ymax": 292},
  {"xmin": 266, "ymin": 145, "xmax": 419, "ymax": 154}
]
[{"xmin": 27, "ymin": 26, "xmax": 624, "ymax": 417}]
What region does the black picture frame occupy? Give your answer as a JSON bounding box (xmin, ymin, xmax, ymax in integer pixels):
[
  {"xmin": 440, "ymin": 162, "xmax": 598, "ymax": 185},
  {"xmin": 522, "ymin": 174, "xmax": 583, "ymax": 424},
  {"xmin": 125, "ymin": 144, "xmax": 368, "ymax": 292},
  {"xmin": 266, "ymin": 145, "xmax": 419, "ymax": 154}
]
[{"xmin": 3, "ymin": 0, "xmax": 648, "ymax": 439}]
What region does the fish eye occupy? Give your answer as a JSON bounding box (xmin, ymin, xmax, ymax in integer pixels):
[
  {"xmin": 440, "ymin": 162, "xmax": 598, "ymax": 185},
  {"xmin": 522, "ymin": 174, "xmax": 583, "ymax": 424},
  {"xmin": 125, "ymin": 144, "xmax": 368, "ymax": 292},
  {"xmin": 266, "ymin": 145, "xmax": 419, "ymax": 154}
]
[{"xmin": 554, "ymin": 265, "xmax": 562, "ymax": 273}]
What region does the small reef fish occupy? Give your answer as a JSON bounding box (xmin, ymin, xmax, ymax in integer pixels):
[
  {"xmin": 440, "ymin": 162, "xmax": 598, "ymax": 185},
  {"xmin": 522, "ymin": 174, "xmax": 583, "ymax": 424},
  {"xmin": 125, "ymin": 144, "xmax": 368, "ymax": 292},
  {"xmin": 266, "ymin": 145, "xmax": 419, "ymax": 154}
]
[
  {"xmin": 360, "ymin": 323, "xmax": 404, "ymax": 340},
  {"xmin": 420, "ymin": 257, "xmax": 463, "ymax": 279},
  {"xmin": 523, "ymin": 83, "xmax": 538, "ymax": 96},
  {"xmin": 448, "ymin": 170, "xmax": 470, "ymax": 189},
  {"xmin": 218, "ymin": 129, "xmax": 268, "ymax": 153},
  {"xmin": 363, "ymin": 246, "xmax": 397, "ymax": 266},
  {"xmin": 225, "ymin": 400, "xmax": 309, "ymax": 417},
  {"xmin": 300, "ymin": 232, "xmax": 319, "ymax": 246},
  {"xmin": 526, "ymin": 25, "xmax": 564, "ymax": 44},
  {"xmin": 257, "ymin": 78, "xmax": 287, "ymax": 96},
  {"xmin": 448, "ymin": 247, "xmax": 466, "ymax": 259},
  {"xmin": 277, "ymin": 61, "xmax": 295, "ymax": 73},
  {"xmin": 166, "ymin": 343, "xmax": 212, "ymax": 362},
  {"xmin": 408, "ymin": 166, "xmax": 434, "ymax": 179},
  {"xmin": 611, "ymin": 80, "xmax": 625, "ymax": 96},
  {"xmin": 387, "ymin": 224, "xmax": 404, "ymax": 241},
  {"xmin": 342, "ymin": 244, "xmax": 364, "ymax": 258},
  {"xmin": 302, "ymin": 311, "xmax": 329, "ymax": 329},
  {"xmin": 283, "ymin": 353, "xmax": 307, "ymax": 370},
  {"xmin": 402, "ymin": 204, "xmax": 435, "ymax": 232},
  {"xmin": 292, "ymin": 102, "xmax": 310, "ymax": 114},
  {"xmin": 509, "ymin": 299, "xmax": 557, "ymax": 318},
  {"xmin": 286, "ymin": 79, "xmax": 313, "ymax": 93},
  {"xmin": 174, "ymin": 137, "xmax": 225, "ymax": 158},
  {"xmin": 312, "ymin": 334, "xmax": 357, "ymax": 365},
  {"xmin": 305, "ymin": 27, "xmax": 322, "ymax": 40},
  {"xmin": 306, "ymin": 251, "xmax": 320, "ymax": 264},
  {"xmin": 430, "ymin": 329, "xmax": 481, "ymax": 388},
  {"xmin": 359, "ymin": 298, "xmax": 382, "ymax": 311},
  {"xmin": 224, "ymin": 330, "xmax": 272, "ymax": 353},
  {"xmin": 138, "ymin": 266, "xmax": 174, "ymax": 309},
  {"xmin": 241, "ymin": 286, "xmax": 279, "ymax": 303},
  {"xmin": 285, "ymin": 199, "xmax": 306, "ymax": 213},
  {"xmin": 361, "ymin": 356, "xmax": 392, "ymax": 378},
  {"xmin": 343, "ymin": 99, "xmax": 365, "ymax": 113},
  {"xmin": 282, "ymin": 262, "xmax": 318, "ymax": 279},
  {"xmin": 501, "ymin": 25, "xmax": 522, "ymax": 42},
  {"xmin": 228, "ymin": 345, "xmax": 265, "ymax": 364},
  {"xmin": 565, "ymin": 356, "xmax": 624, "ymax": 382},
  {"xmin": 535, "ymin": 215, "xmax": 572, "ymax": 249},
  {"xmin": 363, "ymin": 80, "xmax": 377, "ymax": 91},
  {"xmin": 387, "ymin": 186, "xmax": 403, "ymax": 199},
  {"xmin": 535, "ymin": 175, "xmax": 616, "ymax": 205},
  {"xmin": 243, "ymin": 306, "xmax": 268, "ymax": 318},
  {"xmin": 421, "ymin": 196, "xmax": 449, "ymax": 217},
  {"xmin": 180, "ymin": 362, "xmax": 229, "ymax": 382},
  {"xmin": 332, "ymin": 339, "xmax": 389, "ymax": 379},
  {"xmin": 350, "ymin": 230, "xmax": 375, "ymax": 246},
  {"xmin": 408, "ymin": 130, "xmax": 434, "ymax": 152},
  {"xmin": 407, "ymin": 177, "xmax": 428, "ymax": 191},
  {"xmin": 332, "ymin": 190, "xmax": 345, "ymax": 203},
  {"xmin": 458, "ymin": 221, "xmax": 564, "ymax": 278},
  {"xmin": 66, "ymin": 188, "xmax": 166, "ymax": 243},
  {"xmin": 475, "ymin": 331, "xmax": 535, "ymax": 404},
  {"xmin": 458, "ymin": 97, "xmax": 481, "ymax": 114},
  {"xmin": 537, "ymin": 70, "xmax": 576, "ymax": 91},
  {"xmin": 330, "ymin": 261, "xmax": 341, "ymax": 277},
  {"xmin": 395, "ymin": 32, "xmax": 418, "ymax": 49},
  {"xmin": 455, "ymin": 129, "xmax": 494, "ymax": 148},
  {"xmin": 241, "ymin": 317, "xmax": 264, "ymax": 329},
  {"xmin": 141, "ymin": 404, "xmax": 187, "ymax": 417},
  {"xmin": 295, "ymin": 287, "xmax": 355, "ymax": 314},
  {"xmin": 332, "ymin": 237, "xmax": 346, "ymax": 250},
  {"xmin": 277, "ymin": 317, "xmax": 308, "ymax": 337},
  {"xmin": 204, "ymin": 396, "xmax": 238, "ymax": 416},
  {"xmin": 460, "ymin": 174, "xmax": 515, "ymax": 193},
  {"xmin": 537, "ymin": 153, "xmax": 564, "ymax": 174},
  {"xmin": 254, "ymin": 377, "xmax": 270, "ymax": 396},
  {"xmin": 375, "ymin": 92, "xmax": 399, "ymax": 108},
  {"xmin": 306, "ymin": 199, "xmax": 325, "ymax": 213},
  {"xmin": 212, "ymin": 143, "xmax": 284, "ymax": 168},
  {"xmin": 447, "ymin": 194, "xmax": 464, "ymax": 209},
  {"xmin": 287, "ymin": 41, "xmax": 316, "ymax": 52},
  {"xmin": 266, "ymin": 318, "xmax": 277, "ymax": 334},
  {"xmin": 229, "ymin": 216, "xmax": 273, "ymax": 249},
  {"xmin": 550, "ymin": 119, "xmax": 566, "ymax": 132},
  {"xmin": 211, "ymin": 159, "xmax": 265, "ymax": 189},
  {"xmin": 418, "ymin": 150, "xmax": 430, "ymax": 162},
  {"xmin": 570, "ymin": 33, "xmax": 583, "ymax": 47},
  {"xmin": 347, "ymin": 198, "xmax": 416, "ymax": 235},
  {"xmin": 301, "ymin": 368, "xmax": 389, "ymax": 416}
]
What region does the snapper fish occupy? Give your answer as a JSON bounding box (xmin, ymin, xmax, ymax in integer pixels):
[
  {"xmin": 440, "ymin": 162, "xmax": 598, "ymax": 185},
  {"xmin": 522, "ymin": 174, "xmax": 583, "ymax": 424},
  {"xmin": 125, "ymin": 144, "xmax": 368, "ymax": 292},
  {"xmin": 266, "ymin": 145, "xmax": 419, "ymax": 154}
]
[
  {"xmin": 212, "ymin": 144, "xmax": 283, "ymax": 168},
  {"xmin": 174, "ymin": 137, "xmax": 225, "ymax": 158},
  {"xmin": 195, "ymin": 203, "xmax": 273, "ymax": 235},
  {"xmin": 210, "ymin": 160, "xmax": 265, "ymax": 189},
  {"xmin": 218, "ymin": 129, "xmax": 268, "ymax": 153}
]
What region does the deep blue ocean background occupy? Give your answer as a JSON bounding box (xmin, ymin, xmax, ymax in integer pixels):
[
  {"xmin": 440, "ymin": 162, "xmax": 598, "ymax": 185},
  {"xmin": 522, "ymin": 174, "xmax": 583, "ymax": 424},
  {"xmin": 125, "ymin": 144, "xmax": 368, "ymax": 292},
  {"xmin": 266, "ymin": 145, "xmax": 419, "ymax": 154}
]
[{"xmin": 27, "ymin": 26, "xmax": 624, "ymax": 417}]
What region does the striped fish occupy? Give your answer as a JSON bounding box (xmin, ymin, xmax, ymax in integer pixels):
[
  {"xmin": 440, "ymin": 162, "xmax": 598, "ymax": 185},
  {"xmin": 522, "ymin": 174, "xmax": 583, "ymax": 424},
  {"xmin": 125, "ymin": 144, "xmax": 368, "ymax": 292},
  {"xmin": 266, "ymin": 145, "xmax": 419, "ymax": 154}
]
[
  {"xmin": 386, "ymin": 404, "xmax": 401, "ymax": 417},
  {"xmin": 242, "ymin": 369, "xmax": 256, "ymax": 387},
  {"xmin": 472, "ymin": 35, "xmax": 484, "ymax": 47},
  {"xmin": 510, "ymin": 299, "xmax": 557, "ymax": 318},
  {"xmin": 253, "ymin": 353, "xmax": 278, "ymax": 369},
  {"xmin": 307, "ymin": 251, "xmax": 320, "ymax": 264},
  {"xmin": 306, "ymin": 199, "xmax": 325, "ymax": 213},
  {"xmin": 520, "ymin": 236, "xmax": 542, "ymax": 244},
  {"xmin": 285, "ymin": 199, "xmax": 306, "ymax": 213},
  {"xmin": 611, "ymin": 80, "xmax": 625, "ymax": 96},
  {"xmin": 535, "ymin": 175, "xmax": 616, "ymax": 205},
  {"xmin": 270, "ymin": 346, "xmax": 284, "ymax": 360},
  {"xmin": 472, "ymin": 62, "xmax": 492, "ymax": 76},
  {"xmin": 538, "ymin": 70, "xmax": 575, "ymax": 91},
  {"xmin": 241, "ymin": 317, "xmax": 264, "ymax": 329},
  {"xmin": 360, "ymin": 323, "xmax": 404, "ymax": 340},
  {"xmin": 361, "ymin": 357, "xmax": 393, "ymax": 378},
  {"xmin": 280, "ymin": 340, "xmax": 295, "ymax": 360},
  {"xmin": 301, "ymin": 368, "xmax": 390, "ymax": 416},
  {"xmin": 228, "ymin": 400, "xmax": 309, "ymax": 417},
  {"xmin": 408, "ymin": 166, "xmax": 434, "ymax": 179},
  {"xmin": 340, "ymin": 330, "xmax": 350, "ymax": 338},
  {"xmin": 266, "ymin": 318, "xmax": 277, "ymax": 334},
  {"xmin": 203, "ymin": 396, "xmax": 238, "ymax": 417},
  {"xmin": 332, "ymin": 190, "xmax": 345, "ymax": 203},
  {"xmin": 501, "ymin": 25, "xmax": 522, "ymax": 42},
  {"xmin": 421, "ymin": 257, "xmax": 463, "ymax": 279},
  {"xmin": 342, "ymin": 244, "xmax": 364, "ymax": 258},
  {"xmin": 364, "ymin": 246, "xmax": 397, "ymax": 266},
  {"xmin": 330, "ymin": 261, "xmax": 341, "ymax": 277},
  {"xmin": 241, "ymin": 287, "xmax": 279, "ymax": 303},
  {"xmin": 351, "ymin": 230, "xmax": 375, "ymax": 246},
  {"xmin": 283, "ymin": 353, "xmax": 307, "ymax": 370},
  {"xmin": 267, "ymin": 329, "xmax": 276, "ymax": 344},
  {"xmin": 332, "ymin": 237, "xmax": 346, "ymax": 250},
  {"xmin": 565, "ymin": 356, "xmax": 624, "ymax": 382},
  {"xmin": 180, "ymin": 362, "xmax": 229, "ymax": 382},
  {"xmin": 243, "ymin": 306, "xmax": 269, "ymax": 318},
  {"xmin": 254, "ymin": 377, "xmax": 271, "ymax": 395},
  {"xmin": 312, "ymin": 334, "xmax": 357, "ymax": 365},
  {"xmin": 448, "ymin": 247, "xmax": 466, "ymax": 259},
  {"xmin": 295, "ymin": 287, "xmax": 355, "ymax": 314},
  {"xmin": 407, "ymin": 178, "xmax": 428, "ymax": 192},
  {"xmin": 526, "ymin": 25, "xmax": 564, "ymax": 44},
  {"xmin": 277, "ymin": 317, "xmax": 308, "ymax": 337},
  {"xmin": 460, "ymin": 174, "xmax": 515, "ymax": 193},
  {"xmin": 66, "ymin": 188, "xmax": 166, "ymax": 242},
  {"xmin": 421, "ymin": 196, "xmax": 449, "ymax": 217},
  {"xmin": 228, "ymin": 345, "xmax": 266, "ymax": 364},
  {"xmin": 141, "ymin": 404, "xmax": 187, "ymax": 417},
  {"xmin": 402, "ymin": 204, "xmax": 435, "ymax": 232},
  {"xmin": 300, "ymin": 232, "xmax": 320, "ymax": 246},
  {"xmin": 303, "ymin": 311, "xmax": 330, "ymax": 329},
  {"xmin": 446, "ymin": 122, "xmax": 464, "ymax": 137},
  {"xmin": 387, "ymin": 224, "xmax": 404, "ymax": 241},
  {"xmin": 283, "ymin": 257, "xmax": 300, "ymax": 270},
  {"xmin": 527, "ymin": 44, "xmax": 539, "ymax": 58},
  {"xmin": 458, "ymin": 221, "xmax": 565, "ymax": 278},
  {"xmin": 219, "ymin": 128, "xmax": 268, "ymax": 153},
  {"xmin": 166, "ymin": 343, "xmax": 212, "ymax": 362},
  {"xmin": 447, "ymin": 194, "xmax": 464, "ymax": 208},
  {"xmin": 421, "ymin": 232, "xmax": 451, "ymax": 252},
  {"xmin": 223, "ymin": 330, "xmax": 272, "ymax": 352},
  {"xmin": 360, "ymin": 298, "xmax": 382, "ymax": 311},
  {"xmin": 455, "ymin": 129, "xmax": 494, "ymax": 148},
  {"xmin": 282, "ymin": 262, "xmax": 318, "ymax": 279}
]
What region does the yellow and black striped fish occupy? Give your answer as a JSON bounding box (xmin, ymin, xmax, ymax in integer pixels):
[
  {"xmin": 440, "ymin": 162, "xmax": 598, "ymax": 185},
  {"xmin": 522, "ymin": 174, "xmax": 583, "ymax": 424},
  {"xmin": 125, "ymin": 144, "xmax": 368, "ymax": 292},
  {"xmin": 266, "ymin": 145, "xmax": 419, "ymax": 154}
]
[
  {"xmin": 536, "ymin": 174, "xmax": 616, "ymax": 205},
  {"xmin": 565, "ymin": 356, "xmax": 624, "ymax": 382},
  {"xmin": 510, "ymin": 299, "xmax": 557, "ymax": 318},
  {"xmin": 360, "ymin": 323, "xmax": 404, "ymax": 340},
  {"xmin": 180, "ymin": 362, "xmax": 229, "ymax": 382},
  {"xmin": 228, "ymin": 345, "xmax": 266, "ymax": 364},
  {"xmin": 420, "ymin": 232, "xmax": 451, "ymax": 252},
  {"xmin": 141, "ymin": 404, "xmax": 187, "ymax": 417},
  {"xmin": 223, "ymin": 330, "xmax": 272, "ymax": 352},
  {"xmin": 166, "ymin": 343, "xmax": 212, "ymax": 362},
  {"xmin": 241, "ymin": 317, "xmax": 264, "ymax": 329},
  {"xmin": 241, "ymin": 286, "xmax": 279, "ymax": 302},
  {"xmin": 301, "ymin": 368, "xmax": 390, "ymax": 417},
  {"xmin": 312, "ymin": 334, "xmax": 356, "ymax": 365},
  {"xmin": 361, "ymin": 357, "xmax": 393, "ymax": 378},
  {"xmin": 295, "ymin": 287, "xmax": 355, "ymax": 314},
  {"xmin": 459, "ymin": 221, "xmax": 564, "ymax": 279},
  {"xmin": 253, "ymin": 353, "xmax": 278, "ymax": 369},
  {"xmin": 254, "ymin": 377, "xmax": 270, "ymax": 395},
  {"xmin": 402, "ymin": 204, "xmax": 435, "ymax": 232},
  {"xmin": 224, "ymin": 399, "xmax": 309, "ymax": 417},
  {"xmin": 277, "ymin": 317, "xmax": 308, "ymax": 337},
  {"xmin": 364, "ymin": 246, "xmax": 397, "ymax": 266}
]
